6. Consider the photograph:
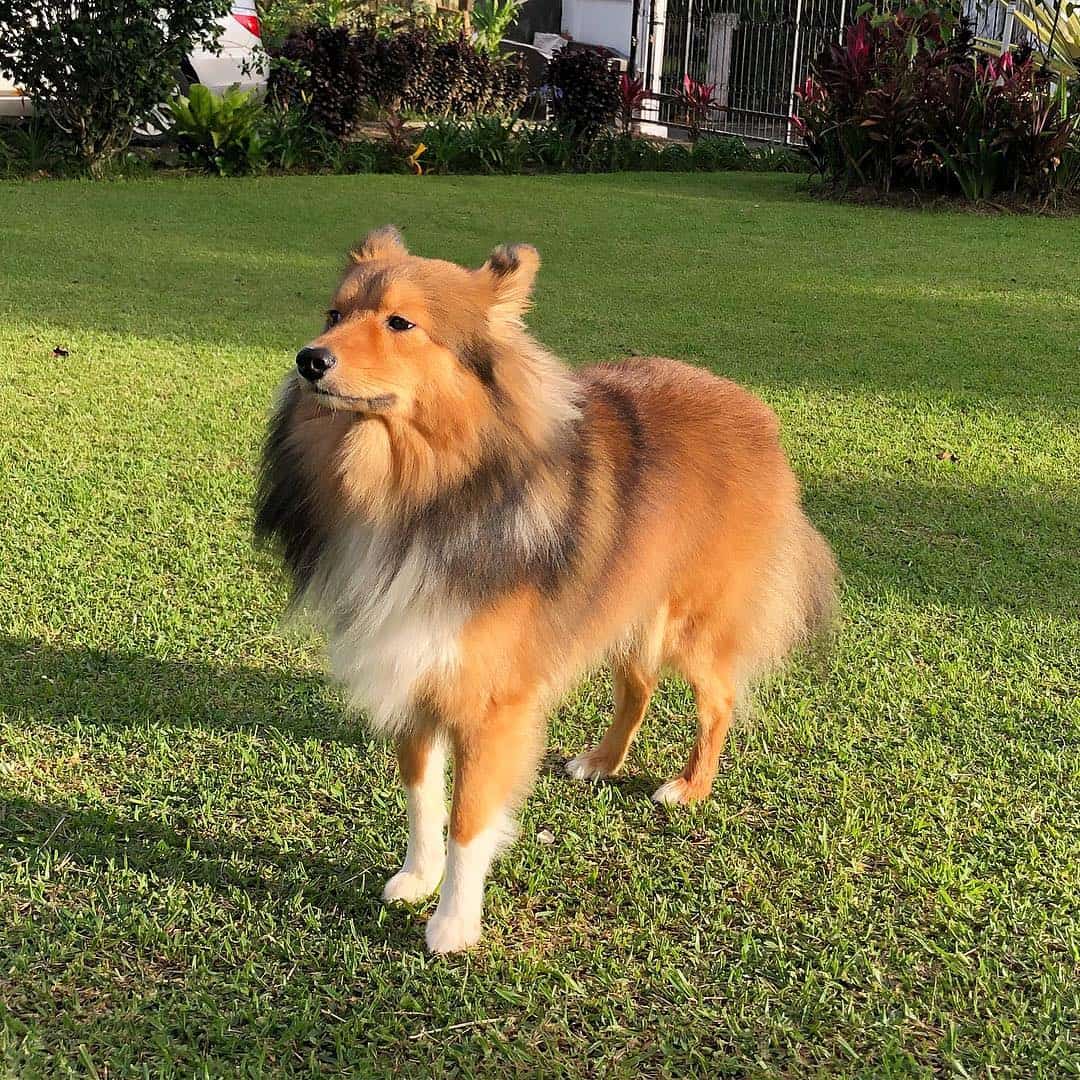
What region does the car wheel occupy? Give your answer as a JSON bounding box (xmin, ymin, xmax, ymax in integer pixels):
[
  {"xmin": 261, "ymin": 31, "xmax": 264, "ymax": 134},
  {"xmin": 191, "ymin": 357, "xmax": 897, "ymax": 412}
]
[{"xmin": 132, "ymin": 71, "xmax": 193, "ymax": 145}]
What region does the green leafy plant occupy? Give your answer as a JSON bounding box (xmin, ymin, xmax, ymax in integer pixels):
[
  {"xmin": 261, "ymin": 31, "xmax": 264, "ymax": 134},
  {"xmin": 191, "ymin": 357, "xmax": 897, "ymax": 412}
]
[
  {"xmin": 394, "ymin": 119, "xmax": 781, "ymax": 176},
  {"xmin": 520, "ymin": 122, "xmax": 578, "ymax": 171},
  {"xmin": 471, "ymin": 0, "xmax": 524, "ymax": 57},
  {"xmin": 419, "ymin": 115, "xmax": 525, "ymax": 173},
  {"xmin": 258, "ymin": 0, "xmax": 448, "ymax": 45},
  {"xmin": 588, "ymin": 129, "xmax": 661, "ymax": 171},
  {"xmin": 659, "ymin": 142, "xmax": 694, "ymax": 170},
  {"xmin": 169, "ymin": 84, "xmax": 267, "ymax": 176},
  {"xmin": 260, "ymin": 102, "xmax": 349, "ymax": 171},
  {"xmin": 0, "ymin": 0, "xmax": 230, "ymax": 175},
  {"xmin": 0, "ymin": 116, "xmax": 74, "ymax": 176},
  {"xmin": 691, "ymin": 134, "xmax": 753, "ymax": 170}
]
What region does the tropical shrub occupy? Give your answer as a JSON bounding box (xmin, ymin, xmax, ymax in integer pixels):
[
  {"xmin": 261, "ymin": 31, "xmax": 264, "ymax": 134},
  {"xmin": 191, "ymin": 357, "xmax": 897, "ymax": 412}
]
[
  {"xmin": 0, "ymin": 0, "xmax": 230, "ymax": 174},
  {"xmin": 589, "ymin": 130, "xmax": 662, "ymax": 171},
  {"xmin": 519, "ymin": 123, "xmax": 578, "ymax": 171},
  {"xmin": 401, "ymin": 31, "xmax": 527, "ymax": 115},
  {"xmin": 260, "ymin": 101, "xmax": 347, "ymax": 170},
  {"xmin": 420, "ymin": 115, "xmax": 526, "ymax": 173},
  {"xmin": 268, "ymin": 24, "xmax": 527, "ymax": 134},
  {"xmin": 258, "ymin": 0, "xmax": 451, "ymax": 47},
  {"xmin": 0, "ymin": 117, "xmax": 74, "ymax": 176},
  {"xmin": 795, "ymin": 8, "xmax": 1078, "ymax": 201},
  {"xmin": 411, "ymin": 119, "xmax": 805, "ymax": 175},
  {"xmin": 547, "ymin": 48, "xmax": 621, "ymax": 149},
  {"xmin": 268, "ymin": 25, "xmax": 368, "ymax": 137},
  {"xmin": 618, "ymin": 73, "xmax": 651, "ymax": 131},
  {"xmin": 691, "ymin": 133, "xmax": 753, "ymax": 170},
  {"xmin": 169, "ymin": 84, "xmax": 266, "ymax": 176}
]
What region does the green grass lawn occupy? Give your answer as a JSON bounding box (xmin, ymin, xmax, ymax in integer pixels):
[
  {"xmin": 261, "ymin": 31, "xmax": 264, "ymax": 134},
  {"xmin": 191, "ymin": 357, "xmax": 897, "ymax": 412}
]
[{"xmin": 0, "ymin": 172, "xmax": 1078, "ymax": 1077}]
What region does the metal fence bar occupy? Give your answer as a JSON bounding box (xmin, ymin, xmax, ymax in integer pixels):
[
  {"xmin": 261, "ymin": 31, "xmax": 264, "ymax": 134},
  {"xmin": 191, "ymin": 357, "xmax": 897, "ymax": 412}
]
[{"xmin": 786, "ymin": 0, "xmax": 804, "ymax": 142}]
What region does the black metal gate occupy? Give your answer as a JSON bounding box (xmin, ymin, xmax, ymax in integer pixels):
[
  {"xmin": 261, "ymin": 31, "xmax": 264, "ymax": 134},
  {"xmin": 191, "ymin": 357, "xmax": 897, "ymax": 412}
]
[
  {"xmin": 636, "ymin": 0, "xmax": 1018, "ymax": 144},
  {"xmin": 639, "ymin": 0, "xmax": 848, "ymax": 142}
]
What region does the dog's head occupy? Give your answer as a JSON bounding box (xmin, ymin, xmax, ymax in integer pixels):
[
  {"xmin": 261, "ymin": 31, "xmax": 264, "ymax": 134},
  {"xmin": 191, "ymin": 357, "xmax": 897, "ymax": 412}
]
[{"xmin": 294, "ymin": 226, "xmax": 540, "ymax": 418}]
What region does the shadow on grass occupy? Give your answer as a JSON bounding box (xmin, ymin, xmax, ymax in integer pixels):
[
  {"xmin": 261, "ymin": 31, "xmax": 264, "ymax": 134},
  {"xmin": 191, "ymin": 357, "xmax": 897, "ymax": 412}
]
[
  {"xmin": 0, "ymin": 639, "xmax": 426, "ymax": 935},
  {"xmin": 804, "ymin": 477, "xmax": 1080, "ymax": 622},
  {"xmin": 0, "ymin": 792, "xmax": 428, "ymax": 955},
  {"xmin": 0, "ymin": 637, "xmax": 364, "ymax": 747}
]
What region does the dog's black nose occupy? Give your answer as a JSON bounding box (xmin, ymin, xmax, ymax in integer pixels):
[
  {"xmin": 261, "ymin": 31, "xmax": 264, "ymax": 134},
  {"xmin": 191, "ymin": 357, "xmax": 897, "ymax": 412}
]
[{"xmin": 296, "ymin": 346, "xmax": 336, "ymax": 382}]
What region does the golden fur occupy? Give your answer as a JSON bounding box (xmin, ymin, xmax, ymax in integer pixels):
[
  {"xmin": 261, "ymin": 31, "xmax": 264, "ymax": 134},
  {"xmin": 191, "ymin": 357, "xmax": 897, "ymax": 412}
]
[{"xmin": 255, "ymin": 227, "xmax": 838, "ymax": 951}]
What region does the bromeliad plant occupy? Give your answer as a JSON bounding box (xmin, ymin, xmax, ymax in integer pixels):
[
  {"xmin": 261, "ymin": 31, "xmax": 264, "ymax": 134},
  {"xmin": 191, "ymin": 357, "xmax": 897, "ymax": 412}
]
[{"xmin": 795, "ymin": 8, "xmax": 1078, "ymax": 201}]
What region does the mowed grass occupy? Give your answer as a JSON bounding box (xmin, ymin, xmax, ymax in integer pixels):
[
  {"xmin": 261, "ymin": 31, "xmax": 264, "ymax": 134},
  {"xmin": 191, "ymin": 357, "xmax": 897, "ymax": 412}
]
[{"xmin": 0, "ymin": 172, "xmax": 1078, "ymax": 1078}]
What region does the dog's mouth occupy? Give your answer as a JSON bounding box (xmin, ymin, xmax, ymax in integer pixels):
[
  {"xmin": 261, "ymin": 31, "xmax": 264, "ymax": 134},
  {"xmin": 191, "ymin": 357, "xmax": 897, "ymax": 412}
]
[{"xmin": 310, "ymin": 385, "xmax": 398, "ymax": 412}]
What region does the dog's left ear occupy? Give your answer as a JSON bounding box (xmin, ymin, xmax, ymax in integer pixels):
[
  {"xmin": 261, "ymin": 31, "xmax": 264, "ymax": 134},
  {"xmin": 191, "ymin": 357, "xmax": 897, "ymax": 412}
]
[{"xmin": 478, "ymin": 243, "xmax": 540, "ymax": 323}]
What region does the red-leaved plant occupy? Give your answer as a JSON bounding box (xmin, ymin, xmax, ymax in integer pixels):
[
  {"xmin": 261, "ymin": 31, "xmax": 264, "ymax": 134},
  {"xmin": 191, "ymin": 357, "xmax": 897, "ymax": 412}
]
[
  {"xmin": 792, "ymin": 8, "xmax": 1077, "ymax": 202},
  {"xmin": 619, "ymin": 73, "xmax": 650, "ymax": 131},
  {"xmin": 674, "ymin": 74, "xmax": 720, "ymax": 141}
]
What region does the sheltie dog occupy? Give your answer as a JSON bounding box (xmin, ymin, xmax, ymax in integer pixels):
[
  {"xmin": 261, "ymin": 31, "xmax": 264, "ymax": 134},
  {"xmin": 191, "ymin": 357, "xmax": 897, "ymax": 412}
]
[{"xmin": 255, "ymin": 226, "xmax": 838, "ymax": 953}]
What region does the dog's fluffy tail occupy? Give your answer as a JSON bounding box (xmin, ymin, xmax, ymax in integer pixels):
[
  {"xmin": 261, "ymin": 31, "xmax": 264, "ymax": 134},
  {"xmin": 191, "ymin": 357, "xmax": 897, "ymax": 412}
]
[{"xmin": 741, "ymin": 510, "xmax": 839, "ymax": 688}]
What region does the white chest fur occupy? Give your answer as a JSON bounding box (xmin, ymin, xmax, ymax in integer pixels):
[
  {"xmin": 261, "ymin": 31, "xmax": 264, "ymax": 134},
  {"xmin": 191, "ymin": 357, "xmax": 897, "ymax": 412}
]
[{"xmin": 305, "ymin": 524, "xmax": 467, "ymax": 734}]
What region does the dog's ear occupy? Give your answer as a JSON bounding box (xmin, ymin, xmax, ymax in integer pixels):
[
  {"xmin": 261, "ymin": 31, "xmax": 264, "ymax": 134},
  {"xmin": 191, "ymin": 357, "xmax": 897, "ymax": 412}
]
[
  {"xmin": 478, "ymin": 243, "xmax": 540, "ymax": 323},
  {"xmin": 349, "ymin": 225, "xmax": 407, "ymax": 263}
]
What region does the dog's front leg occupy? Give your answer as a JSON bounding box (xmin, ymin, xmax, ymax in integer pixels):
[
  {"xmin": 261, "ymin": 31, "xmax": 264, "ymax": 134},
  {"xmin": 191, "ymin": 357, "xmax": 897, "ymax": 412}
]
[
  {"xmin": 383, "ymin": 723, "xmax": 447, "ymax": 904},
  {"xmin": 425, "ymin": 699, "xmax": 541, "ymax": 953}
]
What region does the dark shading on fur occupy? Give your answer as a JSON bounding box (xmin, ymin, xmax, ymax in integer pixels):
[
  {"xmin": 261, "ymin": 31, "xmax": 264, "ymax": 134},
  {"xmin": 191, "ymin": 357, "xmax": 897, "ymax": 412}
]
[
  {"xmin": 352, "ymin": 269, "xmax": 391, "ymax": 312},
  {"xmin": 587, "ymin": 379, "xmax": 647, "ymax": 507},
  {"xmin": 460, "ymin": 339, "xmax": 498, "ymax": 390},
  {"xmin": 254, "ymin": 382, "xmax": 329, "ymax": 596},
  {"xmin": 255, "ymin": 377, "xmax": 593, "ymax": 608},
  {"xmin": 405, "ymin": 418, "xmax": 586, "ymax": 602},
  {"xmin": 486, "ymin": 246, "xmax": 520, "ymax": 277}
]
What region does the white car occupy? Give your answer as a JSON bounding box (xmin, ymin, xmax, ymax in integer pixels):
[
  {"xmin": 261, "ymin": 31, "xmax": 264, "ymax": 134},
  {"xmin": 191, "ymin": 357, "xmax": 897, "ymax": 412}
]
[{"xmin": 0, "ymin": 0, "xmax": 267, "ymax": 123}]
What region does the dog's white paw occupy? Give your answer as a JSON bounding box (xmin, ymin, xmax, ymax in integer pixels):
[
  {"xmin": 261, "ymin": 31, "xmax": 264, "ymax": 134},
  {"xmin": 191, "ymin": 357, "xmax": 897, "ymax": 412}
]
[
  {"xmin": 383, "ymin": 869, "xmax": 442, "ymax": 905},
  {"xmin": 565, "ymin": 750, "xmax": 616, "ymax": 781},
  {"xmin": 425, "ymin": 911, "xmax": 482, "ymax": 954},
  {"xmin": 652, "ymin": 777, "xmax": 692, "ymax": 805}
]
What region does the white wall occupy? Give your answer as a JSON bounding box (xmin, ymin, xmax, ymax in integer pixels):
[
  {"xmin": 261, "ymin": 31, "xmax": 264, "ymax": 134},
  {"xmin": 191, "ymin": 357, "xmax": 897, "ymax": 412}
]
[{"xmin": 561, "ymin": 0, "xmax": 634, "ymax": 55}]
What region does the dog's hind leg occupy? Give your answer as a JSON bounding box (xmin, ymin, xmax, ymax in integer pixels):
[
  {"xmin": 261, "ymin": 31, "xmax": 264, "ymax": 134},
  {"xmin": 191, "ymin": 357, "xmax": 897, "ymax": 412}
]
[
  {"xmin": 383, "ymin": 721, "xmax": 448, "ymax": 904},
  {"xmin": 565, "ymin": 608, "xmax": 665, "ymax": 782},
  {"xmin": 652, "ymin": 655, "xmax": 737, "ymax": 806},
  {"xmin": 565, "ymin": 659, "xmax": 658, "ymax": 781}
]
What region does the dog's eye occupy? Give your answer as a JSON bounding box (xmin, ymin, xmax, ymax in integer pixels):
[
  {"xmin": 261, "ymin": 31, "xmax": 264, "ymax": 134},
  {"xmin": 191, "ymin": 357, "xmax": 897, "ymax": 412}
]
[
  {"xmin": 387, "ymin": 315, "xmax": 415, "ymax": 332},
  {"xmin": 325, "ymin": 309, "xmax": 341, "ymax": 329}
]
